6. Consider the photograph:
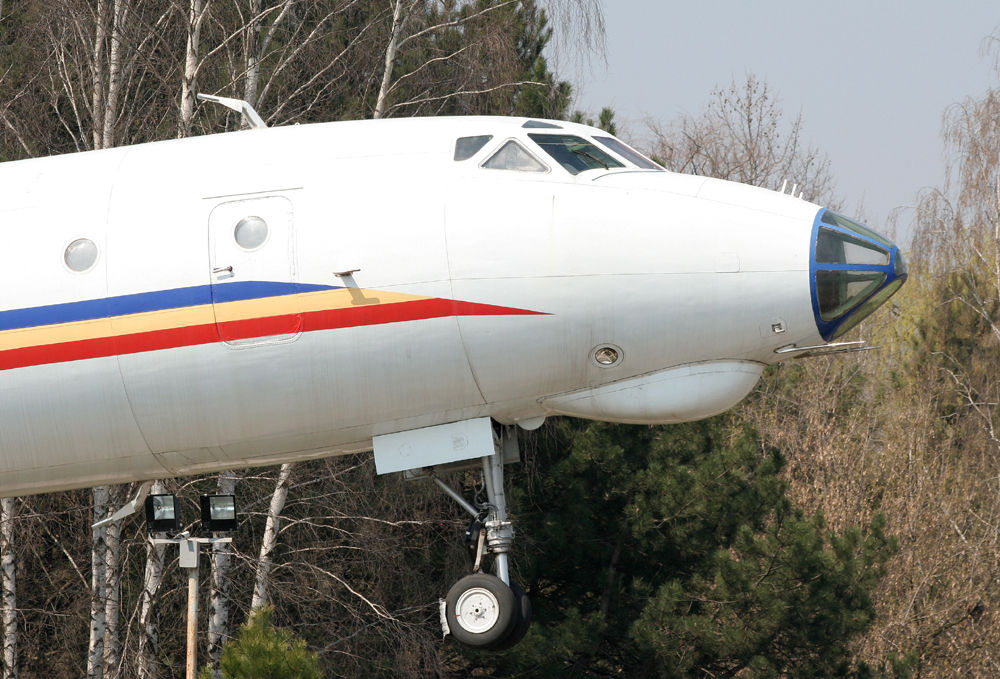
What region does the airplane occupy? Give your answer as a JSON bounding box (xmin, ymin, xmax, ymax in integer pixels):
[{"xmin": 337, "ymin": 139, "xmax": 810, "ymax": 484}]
[{"xmin": 0, "ymin": 98, "xmax": 907, "ymax": 650}]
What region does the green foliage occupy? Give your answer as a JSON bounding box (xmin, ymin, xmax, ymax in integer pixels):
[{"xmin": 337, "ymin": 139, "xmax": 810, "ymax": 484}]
[
  {"xmin": 201, "ymin": 607, "xmax": 320, "ymax": 679},
  {"xmin": 570, "ymin": 107, "xmax": 618, "ymax": 133},
  {"xmin": 481, "ymin": 418, "xmax": 895, "ymax": 677}
]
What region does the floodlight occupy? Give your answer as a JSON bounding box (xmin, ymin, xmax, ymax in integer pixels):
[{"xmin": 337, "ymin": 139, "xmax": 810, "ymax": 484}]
[
  {"xmin": 200, "ymin": 494, "xmax": 237, "ymax": 532},
  {"xmin": 144, "ymin": 494, "xmax": 180, "ymax": 532}
]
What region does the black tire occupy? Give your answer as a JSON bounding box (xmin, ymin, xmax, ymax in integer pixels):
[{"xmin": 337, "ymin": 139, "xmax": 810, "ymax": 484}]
[
  {"xmin": 488, "ymin": 581, "xmax": 532, "ymax": 651},
  {"xmin": 445, "ymin": 573, "xmax": 518, "ymax": 648}
]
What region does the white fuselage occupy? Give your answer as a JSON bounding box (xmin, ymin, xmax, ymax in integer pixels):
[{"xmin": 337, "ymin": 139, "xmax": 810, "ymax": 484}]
[{"xmin": 0, "ymin": 117, "xmax": 824, "ymax": 495}]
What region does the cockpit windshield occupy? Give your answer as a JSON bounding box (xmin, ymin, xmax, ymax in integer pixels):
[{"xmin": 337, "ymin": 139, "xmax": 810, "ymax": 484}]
[
  {"xmin": 815, "ymin": 228, "xmax": 889, "ymax": 266},
  {"xmin": 527, "ymin": 134, "xmax": 625, "ymax": 175},
  {"xmin": 820, "ymin": 211, "xmax": 892, "ymax": 248},
  {"xmin": 592, "ymin": 136, "xmax": 663, "ymax": 170}
]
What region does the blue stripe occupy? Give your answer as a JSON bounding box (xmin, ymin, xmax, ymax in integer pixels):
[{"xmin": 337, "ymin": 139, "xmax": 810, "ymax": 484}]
[{"xmin": 0, "ymin": 281, "xmax": 338, "ymax": 332}]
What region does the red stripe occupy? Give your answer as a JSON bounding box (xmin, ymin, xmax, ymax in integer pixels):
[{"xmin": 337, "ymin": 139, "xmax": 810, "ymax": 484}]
[
  {"xmin": 0, "ymin": 298, "xmax": 544, "ymax": 371},
  {"xmin": 299, "ymin": 298, "xmax": 541, "ymax": 333},
  {"xmin": 114, "ymin": 324, "xmax": 220, "ymax": 355}
]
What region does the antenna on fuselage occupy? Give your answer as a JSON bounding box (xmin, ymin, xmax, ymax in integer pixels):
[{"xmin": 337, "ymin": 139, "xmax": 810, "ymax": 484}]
[{"xmin": 196, "ymin": 93, "xmax": 268, "ymax": 130}]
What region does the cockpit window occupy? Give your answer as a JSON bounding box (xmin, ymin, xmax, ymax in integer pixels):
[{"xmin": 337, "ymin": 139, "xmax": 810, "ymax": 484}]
[
  {"xmin": 454, "ymin": 135, "xmax": 493, "ymax": 161},
  {"xmin": 816, "ymin": 271, "xmax": 887, "ymax": 321},
  {"xmin": 527, "ymin": 134, "xmax": 625, "ymax": 175},
  {"xmin": 830, "ymin": 276, "xmax": 905, "ymax": 337},
  {"xmin": 821, "ymin": 211, "xmax": 892, "ymax": 248},
  {"xmin": 482, "ymin": 140, "xmax": 548, "ymax": 172},
  {"xmin": 816, "ymin": 227, "xmax": 890, "ymax": 266},
  {"xmin": 592, "ymin": 135, "xmax": 664, "ymax": 170}
]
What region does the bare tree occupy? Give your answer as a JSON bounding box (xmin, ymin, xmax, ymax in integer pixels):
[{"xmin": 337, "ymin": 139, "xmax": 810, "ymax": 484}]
[
  {"xmin": 0, "ymin": 498, "xmax": 16, "ymax": 679},
  {"xmin": 87, "ymin": 487, "xmax": 109, "ymax": 679},
  {"xmin": 250, "ymin": 463, "xmax": 293, "ymax": 613},
  {"xmin": 649, "ymin": 74, "xmax": 837, "ymax": 205},
  {"xmin": 206, "ymin": 472, "xmax": 237, "ymax": 678},
  {"xmin": 102, "ymin": 487, "xmax": 123, "ymax": 679},
  {"xmin": 372, "ymin": 0, "xmax": 559, "ymax": 119},
  {"xmin": 179, "ymin": 0, "xmax": 211, "ymax": 137},
  {"xmin": 136, "ymin": 481, "xmax": 167, "ymax": 679},
  {"xmin": 45, "ymin": 0, "xmax": 173, "ymax": 151}
]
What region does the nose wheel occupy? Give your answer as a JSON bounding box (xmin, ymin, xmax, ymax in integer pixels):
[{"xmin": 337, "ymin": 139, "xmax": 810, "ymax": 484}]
[{"xmin": 445, "ymin": 574, "xmax": 518, "ymax": 647}]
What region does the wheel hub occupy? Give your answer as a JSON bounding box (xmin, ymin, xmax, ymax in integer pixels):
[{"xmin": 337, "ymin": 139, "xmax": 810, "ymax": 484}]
[{"xmin": 454, "ymin": 586, "xmax": 500, "ymax": 633}]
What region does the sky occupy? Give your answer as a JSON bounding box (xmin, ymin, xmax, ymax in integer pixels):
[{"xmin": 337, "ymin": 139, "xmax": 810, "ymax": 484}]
[{"xmin": 570, "ymin": 1, "xmax": 1000, "ymax": 238}]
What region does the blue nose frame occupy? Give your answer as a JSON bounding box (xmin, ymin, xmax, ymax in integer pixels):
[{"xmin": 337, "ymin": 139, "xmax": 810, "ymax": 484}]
[{"xmin": 810, "ymin": 209, "xmax": 907, "ymax": 341}]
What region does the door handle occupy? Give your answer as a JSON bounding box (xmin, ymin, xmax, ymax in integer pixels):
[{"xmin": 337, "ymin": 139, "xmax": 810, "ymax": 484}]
[{"xmin": 213, "ymin": 266, "xmax": 233, "ymax": 274}]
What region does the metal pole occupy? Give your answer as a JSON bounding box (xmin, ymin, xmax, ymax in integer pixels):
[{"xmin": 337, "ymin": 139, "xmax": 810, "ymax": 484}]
[
  {"xmin": 151, "ymin": 537, "xmax": 228, "ymax": 679},
  {"xmin": 186, "ymin": 563, "xmax": 199, "ymax": 679}
]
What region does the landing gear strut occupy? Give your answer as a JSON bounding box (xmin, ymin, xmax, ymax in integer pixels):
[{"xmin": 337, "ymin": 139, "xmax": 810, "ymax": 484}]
[{"xmin": 432, "ymin": 426, "xmax": 532, "ymax": 650}]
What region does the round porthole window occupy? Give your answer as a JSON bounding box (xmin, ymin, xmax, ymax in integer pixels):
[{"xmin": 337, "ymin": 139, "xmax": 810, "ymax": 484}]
[
  {"xmin": 234, "ymin": 216, "xmax": 269, "ymax": 250},
  {"xmin": 64, "ymin": 238, "xmax": 99, "ymax": 272}
]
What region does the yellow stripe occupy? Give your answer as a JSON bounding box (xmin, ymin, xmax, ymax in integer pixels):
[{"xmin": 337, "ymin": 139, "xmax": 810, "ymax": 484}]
[
  {"xmin": 0, "ymin": 318, "xmax": 115, "ymax": 352},
  {"xmin": 0, "ymin": 288, "xmax": 431, "ymax": 352},
  {"xmin": 112, "ymin": 305, "xmax": 215, "ymax": 336},
  {"xmin": 212, "ymin": 288, "xmax": 429, "ymax": 323}
]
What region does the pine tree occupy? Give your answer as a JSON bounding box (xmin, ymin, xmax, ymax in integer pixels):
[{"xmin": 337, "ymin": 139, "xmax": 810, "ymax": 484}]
[
  {"xmin": 202, "ymin": 607, "xmax": 320, "ymax": 679},
  {"xmin": 479, "ymin": 418, "xmax": 896, "ymax": 677}
]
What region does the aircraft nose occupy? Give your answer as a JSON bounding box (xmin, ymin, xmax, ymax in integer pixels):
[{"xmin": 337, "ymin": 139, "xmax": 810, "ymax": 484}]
[{"xmin": 809, "ymin": 209, "xmax": 907, "ymax": 341}]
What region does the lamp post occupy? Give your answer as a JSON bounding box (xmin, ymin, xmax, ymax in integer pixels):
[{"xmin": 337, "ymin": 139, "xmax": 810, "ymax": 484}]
[{"xmin": 145, "ymin": 493, "xmax": 237, "ymax": 679}]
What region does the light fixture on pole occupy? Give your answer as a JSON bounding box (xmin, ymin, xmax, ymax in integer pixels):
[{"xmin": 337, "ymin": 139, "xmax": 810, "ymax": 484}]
[
  {"xmin": 200, "ymin": 494, "xmax": 237, "ymax": 532},
  {"xmin": 144, "ymin": 493, "xmax": 238, "ymax": 679},
  {"xmin": 144, "ymin": 493, "xmax": 180, "ymax": 532},
  {"xmin": 95, "ymin": 487, "xmax": 240, "ymax": 679}
]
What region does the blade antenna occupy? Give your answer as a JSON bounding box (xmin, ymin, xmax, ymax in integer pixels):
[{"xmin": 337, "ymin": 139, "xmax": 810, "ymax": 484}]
[{"xmin": 196, "ymin": 93, "xmax": 267, "ymax": 130}]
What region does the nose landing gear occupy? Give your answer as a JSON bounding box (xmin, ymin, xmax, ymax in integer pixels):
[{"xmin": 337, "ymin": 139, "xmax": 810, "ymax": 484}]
[
  {"xmin": 377, "ymin": 418, "xmax": 533, "ymax": 650},
  {"xmin": 432, "ymin": 426, "xmax": 533, "ymax": 650}
]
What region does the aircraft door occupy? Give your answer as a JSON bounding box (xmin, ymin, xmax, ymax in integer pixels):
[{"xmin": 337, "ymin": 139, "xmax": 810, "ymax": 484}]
[{"xmin": 208, "ymin": 195, "xmax": 300, "ymax": 345}]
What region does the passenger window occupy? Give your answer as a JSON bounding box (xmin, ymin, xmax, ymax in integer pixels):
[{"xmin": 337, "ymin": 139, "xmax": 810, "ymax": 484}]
[
  {"xmin": 454, "ymin": 135, "xmax": 493, "ymax": 161},
  {"xmin": 527, "ymin": 134, "xmax": 625, "ymax": 175},
  {"xmin": 64, "ymin": 238, "xmax": 98, "ymax": 272},
  {"xmin": 482, "ymin": 140, "xmax": 548, "ymax": 172}
]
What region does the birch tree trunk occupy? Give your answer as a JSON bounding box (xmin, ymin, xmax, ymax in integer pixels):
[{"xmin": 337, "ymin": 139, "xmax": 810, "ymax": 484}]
[
  {"xmin": 0, "ymin": 498, "xmax": 16, "ymax": 679},
  {"xmin": 137, "ymin": 481, "xmax": 166, "ymax": 679},
  {"xmin": 102, "ymin": 487, "xmax": 122, "ymax": 679},
  {"xmin": 250, "ymin": 464, "xmax": 293, "ymax": 613},
  {"xmin": 87, "ymin": 487, "xmax": 109, "ymax": 679},
  {"xmin": 373, "ymin": 0, "xmax": 412, "ymax": 119},
  {"xmin": 206, "ymin": 472, "xmax": 236, "ymax": 678},
  {"xmin": 90, "ymin": 0, "xmax": 108, "ymax": 149},
  {"xmin": 178, "ymin": 0, "xmax": 210, "ymax": 138},
  {"xmin": 242, "ymin": 0, "xmax": 263, "ymax": 109},
  {"xmin": 100, "ymin": 0, "xmax": 126, "ymax": 149},
  {"xmin": 241, "ymin": 0, "xmax": 294, "ymax": 113}
]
